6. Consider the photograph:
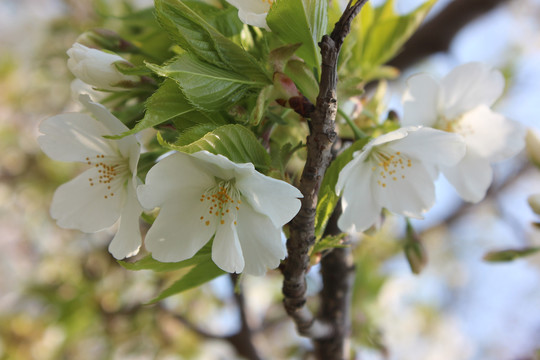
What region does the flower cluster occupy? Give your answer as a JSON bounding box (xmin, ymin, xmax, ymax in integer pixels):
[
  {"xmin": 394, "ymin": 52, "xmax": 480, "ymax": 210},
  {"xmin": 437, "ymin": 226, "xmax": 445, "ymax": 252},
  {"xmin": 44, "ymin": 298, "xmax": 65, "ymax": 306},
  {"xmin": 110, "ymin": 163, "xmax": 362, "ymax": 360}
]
[
  {"xmin": 39, "ymin": 0, "xmax": 526, "ymax": 281},
  {"xmin": 336, "ymin": 63, "xmax": 525, "ymax": 231}
]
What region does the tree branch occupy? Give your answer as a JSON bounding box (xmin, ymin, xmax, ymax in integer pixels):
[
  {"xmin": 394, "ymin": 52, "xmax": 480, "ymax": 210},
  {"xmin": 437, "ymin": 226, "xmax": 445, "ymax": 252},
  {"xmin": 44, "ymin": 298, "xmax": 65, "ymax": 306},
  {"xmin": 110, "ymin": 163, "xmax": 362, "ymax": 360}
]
[
  {"xmin": 161, "ymin": 275, "xmax": 262, "ymax": 360},
  {"xmin": 314, "ymin": 202, "xmax": 356, "ymax": 360},
  {"xmin": 282, "ymin": 0, "xmax": 368, "ymax": 340},
  {"xmin": 388, "ymin": 0, "xmax": 510, "ymax": 70}
]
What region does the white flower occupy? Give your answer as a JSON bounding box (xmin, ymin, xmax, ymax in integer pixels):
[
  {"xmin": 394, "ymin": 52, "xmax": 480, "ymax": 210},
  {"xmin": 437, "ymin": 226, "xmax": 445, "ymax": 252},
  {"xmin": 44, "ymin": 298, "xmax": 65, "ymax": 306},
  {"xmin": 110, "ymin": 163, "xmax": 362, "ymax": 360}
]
[
  {"xmin": 336, "ymin": 127, "xmax": 466, "ymax": 233},
  {"xmin": 38, "ymin": 94, "xmax": 142, "ymax": 259},
  {"xmin": 67, "ymin": 43, "xmax": 139, "ymax": 90},
  {"xmin": 403, "ymin": 62, "xmax": 525, "ymax": 202},
  {"xmin": 137, "ymin": 151, "xmax": 302, "ymax": 275},
  {"xmin": 225, "ymin": 0, "xmax": 273, "ymax": 30}
]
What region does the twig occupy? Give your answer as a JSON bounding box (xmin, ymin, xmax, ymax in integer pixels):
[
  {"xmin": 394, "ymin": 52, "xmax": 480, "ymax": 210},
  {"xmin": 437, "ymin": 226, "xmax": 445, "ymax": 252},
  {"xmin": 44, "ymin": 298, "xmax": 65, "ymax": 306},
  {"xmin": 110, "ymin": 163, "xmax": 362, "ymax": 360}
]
[
  {"xmin": 282, "ymin": 0, "xmax": 369, "ymax": 340},
  {"xmin": 160, "ymin": 275, "xmax": 262, "ymax": 360}
]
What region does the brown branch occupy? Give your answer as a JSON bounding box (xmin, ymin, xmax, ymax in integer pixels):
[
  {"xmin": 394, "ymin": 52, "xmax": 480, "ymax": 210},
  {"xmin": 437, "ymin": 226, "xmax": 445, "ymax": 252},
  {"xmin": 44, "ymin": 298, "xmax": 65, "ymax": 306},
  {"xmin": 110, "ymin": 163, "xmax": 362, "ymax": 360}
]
[
  {"xmin": 314, "ymin": 202, "xmax": 356, "ymax": 360},
  {"xmin": 388, "ymin": 0, "xmax": 510, "ymax": 70},
  {"xmin": 226, "ymin": 274, "xmax": 262, "ymax": 360},
  {"xmin": 282, "ymin": 0, "xmax": 368, "ymax": 340},
  {"xmin": 160, "ymin": 275, "xmax": 261, "ymax": 360}
]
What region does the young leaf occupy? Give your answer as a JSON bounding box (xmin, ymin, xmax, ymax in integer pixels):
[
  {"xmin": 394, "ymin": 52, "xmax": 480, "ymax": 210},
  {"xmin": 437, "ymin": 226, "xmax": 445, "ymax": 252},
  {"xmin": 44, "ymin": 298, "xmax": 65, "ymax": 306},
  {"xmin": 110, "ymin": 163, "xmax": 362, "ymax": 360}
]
[
  {"xmin": 109, "ymin": 80, "xmax": 197, "ymax": 138},
  {"xmin": 311, "ymin": 233, "xmax": 348, "ymax": 255},
  {"xmin": 148, "ymin": 55, "xmax": 266, "ymax": 111},
  {"xmin": 164, "ymin": 124, "xmax": 271, "ymax": 170},
  {"xmin": 118, "ymin": 243, "xmax": 213, "ymax": 272},
  {"xmin": 483, "ymin": 247, "xmax": 540, "ymax": 262},
  {"xmin": 315, "ymin": 138, "xmax": 369, "ymax": 238},
  {"xmin": 267, "ymin": 0, "xmax": 328, "ymax": 71},
  {"xmin": 148, "ymin": 260, "xmax": 226, "ymax": 303},
  {"xmin": 346, "ymin": 0, "xmax": 436, "ymax": 81},
  {"xmin": 155, "ymin": 0, "xmax": 271, "ymax": 83}
]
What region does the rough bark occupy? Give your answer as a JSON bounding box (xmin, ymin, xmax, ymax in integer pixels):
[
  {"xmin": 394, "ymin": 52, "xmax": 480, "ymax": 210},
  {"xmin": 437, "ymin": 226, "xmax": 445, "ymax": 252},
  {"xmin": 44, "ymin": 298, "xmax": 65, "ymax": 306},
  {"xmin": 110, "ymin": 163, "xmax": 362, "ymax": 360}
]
[{"xmin": 282, "ymin": 0, "xmax": 368, "ymax": 343}]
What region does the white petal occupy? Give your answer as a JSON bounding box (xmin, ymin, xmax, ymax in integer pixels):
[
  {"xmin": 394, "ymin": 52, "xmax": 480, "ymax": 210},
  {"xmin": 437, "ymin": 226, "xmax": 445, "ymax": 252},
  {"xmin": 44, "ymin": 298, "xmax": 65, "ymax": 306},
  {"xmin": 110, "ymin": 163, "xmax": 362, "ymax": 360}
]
[
  {"xmin": 79, "ymin": 94, "xmax": 129, "ymax": 134},
  {"xmin": 402, "ymin": 73, "xmax": 441, "ymax": 127},
  {"xmin": 441, "ymin": 151, "xmax": 493, "ymax": 203},
  {"xmin": 79, "ymin": 94, "xmax": 138, "ymax": 158},
  {"xmin": 456, "ymin": 106, "xmax": 525, "ymax": 162},
  {"xmin": 373, "ymin": 158, "xmax": 436, "ymax": 218},
  {"xmin": 236, "ymin": 203, "xmax": 286, "ymax": 276},
  {"xmin": 370, "ymin": 127, "xmax": 409, "ymax": 147},
  {"xmin": 388, "ymin": 127, "xmax": 466, "ymax": 167},
  {"xmin": 108, "ymin": 179, "xmax": 142, "ymax": 259},
  {"xmin": 212, "ymin": 214, "xmax": 244, "ymax": 273},
  {"xmin": 137, "ymin": 152, "xmax": 214, "ymax": 210},
  {"xmin": 441, "ymin": 62, "xmax": 505, "ymax": 119},
  {"xmin": 236, "ymin": 171, "xmax": 302, "ymax": 228},
  {"xmin": 50, "ymin": 167, "xmax": 124, "ymax": 232},
  {"xmin": 38, "ymin": 113, "xmax": 117, "ymax": 163},
  {"xmin": 238, "ymin": 10, "xmax": 270, "ymax": 30},
  {"xmin": 190, "ymin": 151, "xmax": 254, "ymax": 181},
  {"xmin": 144, "ymin": 191, "xmax": 216, "ymax": 262},
  {"xmin": 337, "ymin": 160, "xmax": 379, "ymax": 232}
]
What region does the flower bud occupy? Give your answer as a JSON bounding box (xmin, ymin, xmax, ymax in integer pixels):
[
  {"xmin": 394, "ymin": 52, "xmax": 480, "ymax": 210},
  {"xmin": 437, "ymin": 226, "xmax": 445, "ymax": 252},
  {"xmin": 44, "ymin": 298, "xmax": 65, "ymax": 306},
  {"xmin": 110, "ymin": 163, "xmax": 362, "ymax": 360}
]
[
  {"xmin": 67, "ymin": 43, "xmax": 139, "ymax": 90},
  {"xmin": 528, "ymin": 193, "xmax": 540, "ymax": 215},
  {"xmin": 404, "ymin": 221, "xmax": 428, "ymax": 275},
  {"xmin": 525, "ymin": 128, "xmax": 540, "ymax": 168},
  {"xmin": 76, "ymin": 29, "xmax": 140, "ymax": 54}
]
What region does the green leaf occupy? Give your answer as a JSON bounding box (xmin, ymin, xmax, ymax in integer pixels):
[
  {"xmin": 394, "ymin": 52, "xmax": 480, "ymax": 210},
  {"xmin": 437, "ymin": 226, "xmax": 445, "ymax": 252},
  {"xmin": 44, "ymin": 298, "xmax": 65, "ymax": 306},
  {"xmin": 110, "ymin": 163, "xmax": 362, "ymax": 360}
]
[
  {"xmin": 269, "ymin": 43, "xmax": 303, "ymax": 73},
  {"xmin": 346, "ymin": 0, "xmax": 436, "ymax": 81},
  {"xmin": 250, "ymin": 85, "xmax": 275, "ymax": 125},
  {"xmin": 483, "ymin": 247, "xmax": 540, "ymax": 262},
  {"xmin": 267, "ymin": 0, "xmax": 328, "ymax": 71},
  {"xmin": 118, "ymin": 243, "xmax": 213, "ymax": 272},
  {"xmin": 166, "ymin": 124, "xmax": 271, "ymax": 170},
  {"xmin": 109, "ymin": 79, "xmax": 199, "ymax": 138},
  {"xmin": 148, "ymin": 54, "xmax": 265, "ymax": 111},
  {"xmin": 311, "ymin": 233, "xmax": 348, "ymax": 254},
  {"xmin": 315, "ymin": 138, "xmax": 370, "ymax": 238},
  {"xmin": 176, "ymin": 123, "xmax": 220, "ymax": 146},
  {"xmin": 148, "ymin": 260, "xmax": 226, "ymax": 303},
  {"xmin": 155, "ymin": 0, "xmax": 270, "ymax": 83},
  {"xmin": 285, "ymin": 59, "xmax": 319, "ymax": 103}
]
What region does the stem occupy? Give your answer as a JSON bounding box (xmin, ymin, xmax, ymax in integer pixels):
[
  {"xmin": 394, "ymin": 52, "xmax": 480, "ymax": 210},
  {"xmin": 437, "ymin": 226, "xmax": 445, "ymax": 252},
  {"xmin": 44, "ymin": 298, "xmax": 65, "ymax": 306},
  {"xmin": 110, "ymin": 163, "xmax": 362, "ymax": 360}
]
[
  {"xmin": 281, "ymin": 0, "xmax": 369, "ymax": 343},
  {"xmin": 337, "ymin": 107, "xmax": 367, "ymax": 140}
]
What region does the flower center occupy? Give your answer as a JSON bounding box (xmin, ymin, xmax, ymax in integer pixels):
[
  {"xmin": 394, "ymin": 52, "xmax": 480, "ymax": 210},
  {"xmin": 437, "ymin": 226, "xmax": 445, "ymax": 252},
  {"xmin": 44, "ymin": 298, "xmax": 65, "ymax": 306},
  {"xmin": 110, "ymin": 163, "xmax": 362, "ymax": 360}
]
[
  {"xmin": 370, "ymin": 150, "xmax": 412, "ymax": 189},
  {"xmin": 85, "ymin": 154, "xmax": 129, "ymax": 199},
  {"xmin": 199, "ymin": 180, "xmax": 242, "ymax": 227},
  {"xmin": 262, "ymin": 0, "xmax": 273, "ymax": 5}
]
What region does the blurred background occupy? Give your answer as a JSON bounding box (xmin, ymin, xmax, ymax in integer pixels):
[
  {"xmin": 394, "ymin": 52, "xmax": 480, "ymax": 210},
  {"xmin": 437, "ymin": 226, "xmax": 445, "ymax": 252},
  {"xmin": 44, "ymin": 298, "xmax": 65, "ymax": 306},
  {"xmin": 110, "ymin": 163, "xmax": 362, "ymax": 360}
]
[{"xmin": 1, "ymin": 0, "xmax": 540, "ymax": 359}]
